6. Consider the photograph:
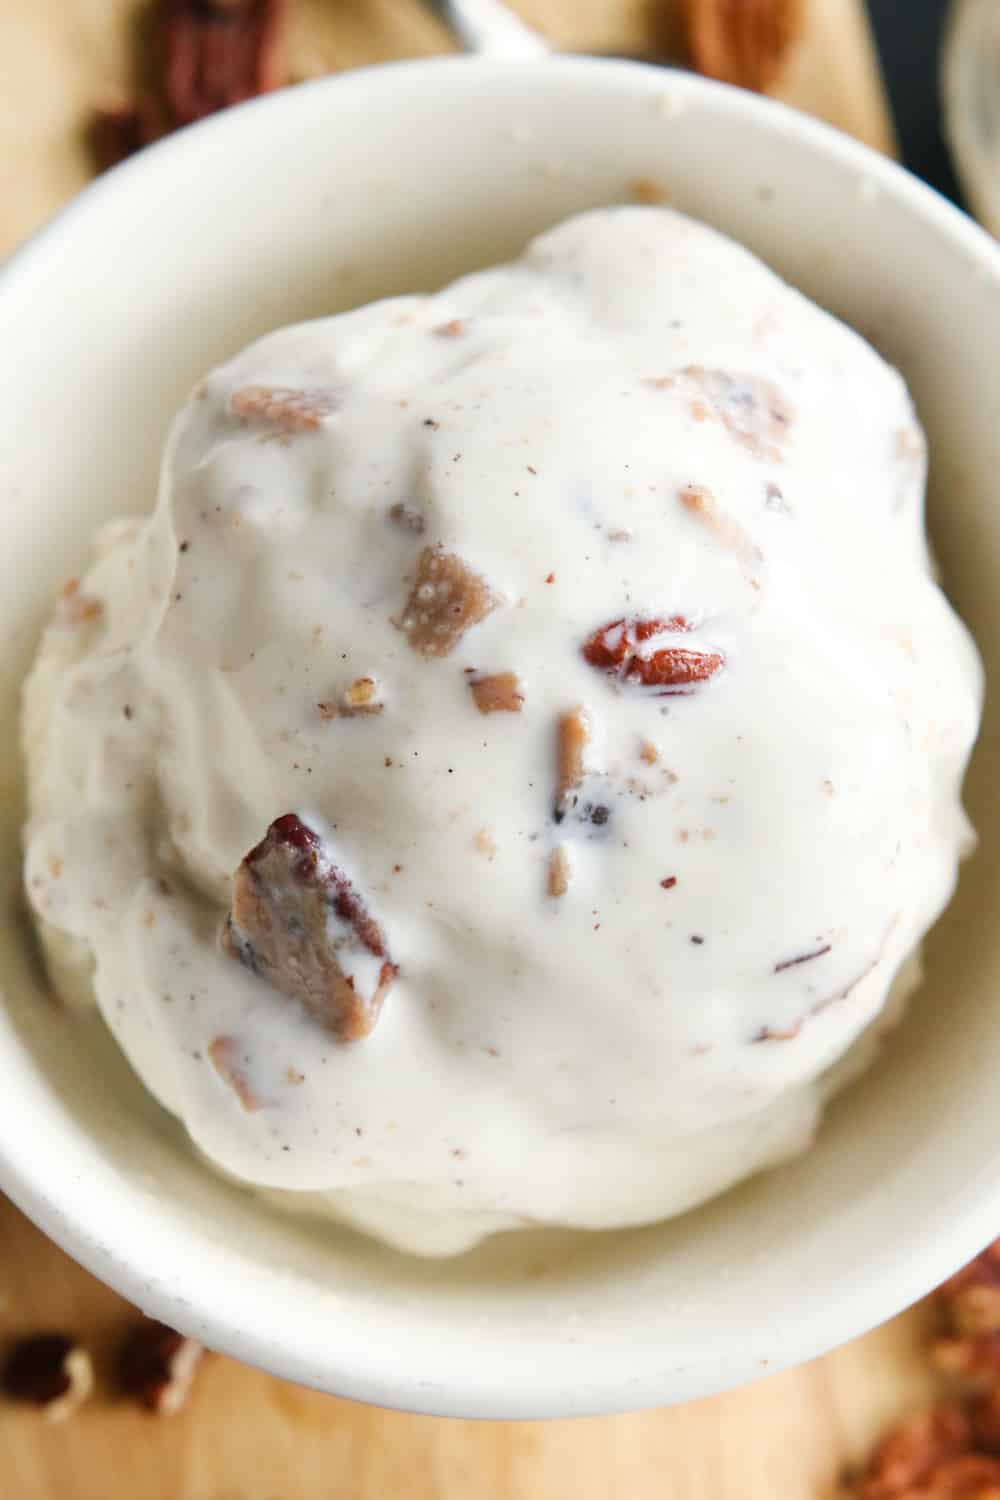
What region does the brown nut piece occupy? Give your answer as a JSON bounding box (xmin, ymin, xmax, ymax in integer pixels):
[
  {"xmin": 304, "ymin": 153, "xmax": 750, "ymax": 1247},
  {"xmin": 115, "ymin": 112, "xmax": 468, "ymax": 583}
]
[
  {"xmin": 648, "ymin": 367, "xmax": 794, "ymax": 461},
  {"xmin": 119, "ymin": 1318, "xmax": 205, "ymax": 1415},
  {"xmin": 397, "ymin": 547, "xmax": 498, "ymax": 657},
  {"xmin": 854, "ymin": 1405, "xmax": 972, "ymax": 1499},
  {"xmin": 582, "ymin": 617, "xmax": 724, "ymax": 695},
  {"xmin": 467, "ymin": 671, "xmax": 524, "ymax": 715},
  {"xmin": 223, "ymin": 813, "xmax": 397, "ymax": 1043},
  {"xmin": 678, "ymin": 0, "xmax": 804, "ymax": 94},
  {"xmin": 162, "ymin": 0, "xmax": 288, "ymax": 128},
  {"xmin": 230, "ymin": 384, "xmax": 338, "ymax": 433},
  {"xmin": 679, "ymin": 483, "xmax": 762, "ymax": 567},
  {"xmin": 2, "ymin": 1334, "xmax": 94, "ymax": 1421}
]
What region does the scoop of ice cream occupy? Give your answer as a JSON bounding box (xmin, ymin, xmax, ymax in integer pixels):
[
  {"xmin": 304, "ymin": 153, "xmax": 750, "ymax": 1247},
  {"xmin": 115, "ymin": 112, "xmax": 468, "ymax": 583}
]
[{"xmin": 22, "ymin": 208, "xmax": 982, "ymax": 1256}]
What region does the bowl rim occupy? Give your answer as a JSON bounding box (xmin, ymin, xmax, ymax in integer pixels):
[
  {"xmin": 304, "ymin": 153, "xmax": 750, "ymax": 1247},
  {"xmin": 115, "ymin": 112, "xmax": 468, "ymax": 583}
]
[{"xmin": 4, "ymin": 53, "xmax": 1000, "ymax": 1420}]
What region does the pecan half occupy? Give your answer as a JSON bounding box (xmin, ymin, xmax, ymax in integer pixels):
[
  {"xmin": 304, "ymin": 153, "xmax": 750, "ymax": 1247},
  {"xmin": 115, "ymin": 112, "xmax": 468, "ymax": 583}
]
[
  {"xmin": 467, "ymin": 671, "xmax": 524, "ymax": 715},
  {"xmin": 396, "ymin": 547, "xmax": 498, "ymax": 657},
  {"xmin": 678, "ymin": 0, "xmax": 805, "ymax": 94},
  {"xmin": 119, "ymin": 1318, "xmax": 205, "ymax": 1415},
  {"xmin": 582, "ymin": 617, "xmax": 724, "ymax": 694},
  {"xmin": 2, "ymin": 1335, "xmax": 94, "ymax": 1421},
  {"xmin": 163, "ymin": 0, "xmax": 287, "ymax": 128},
  {"xmin": 222, "ymin": 813, "xmax": 396, "ymax": 1042},
  {"xmin": 230, "ymin": 384, "xmax": 338, "ymax": 434}
]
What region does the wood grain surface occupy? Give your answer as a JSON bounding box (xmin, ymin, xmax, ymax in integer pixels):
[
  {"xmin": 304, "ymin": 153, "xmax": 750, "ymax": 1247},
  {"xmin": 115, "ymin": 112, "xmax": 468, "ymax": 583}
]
[{"xmin": 0, "ymin": 1, "xmax": 912, "ymax": 1496}]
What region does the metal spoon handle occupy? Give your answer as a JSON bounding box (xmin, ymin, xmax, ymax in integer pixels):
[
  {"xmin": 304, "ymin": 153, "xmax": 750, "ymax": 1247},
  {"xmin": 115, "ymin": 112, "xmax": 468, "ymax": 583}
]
[{"xmin": 423, "ymin": 0, "xmax": 550, "ymax": 59}]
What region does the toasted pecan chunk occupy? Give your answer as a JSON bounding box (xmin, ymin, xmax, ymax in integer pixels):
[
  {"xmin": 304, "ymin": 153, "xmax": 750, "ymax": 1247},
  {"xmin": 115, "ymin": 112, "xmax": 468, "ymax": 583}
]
[
  {"xmin": 678, "ymin": 0, "xmax": 804, "ymax": 94},
  {"xmin": 548, "ymin": 846, "xmax": 571, "ymax": 898},
  {"xmin": 433, "ymin": 319, "xmax": 467, "ymax": 338},
  {"xmin": 648, "ymin": 367, "xmax": 793, "ymax": 460},
  {"xmin": 555, "ymin": 706, "xmax": 590, "ymax": 820},
  {"xmin": 468, "ymin": 671, "xmax": 524, "ymax": 715},
  {"xmin": 229, "ymin": 384, "xmax": 338, "ymax": 433},
  {"xmin": 397, "ymin": 547, "xmax": 498, "ymax": 657},
  {"xmin": 854, "ymin": 1405, "xmax": 973, "ymax": 1499},
  {"xmin": 679, "ymin": 483, "xmax": 762, "ymax": 566},
  {"xmin": 583, "ymin": 617, "xmax": 724, "ymax": 694},
  {"xmin": 222, "ymin": 813, "xmax": 396, "ymax": 1042},
  {"xmin": 207, "ymin": 1036, "xmax": 264, "ymax": 1111}
]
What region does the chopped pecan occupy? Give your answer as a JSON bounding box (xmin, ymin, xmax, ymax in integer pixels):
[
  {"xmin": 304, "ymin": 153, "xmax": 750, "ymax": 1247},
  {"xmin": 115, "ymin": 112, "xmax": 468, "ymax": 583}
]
[
  {"xmin": 555, "ymin": 706, "xmax": 590, "ymax": 820},
  {"xmin": 2, "ymin": 1335, "xmax": 94, "ymax": 1421},
  {"xmin": 222, "ymin": 813, "xmax": 396, "ymax": 1042},
  {"xmin": 119, "ymin": 1318, "xmax": 205, "ymax": 1415},
  {"xmin": 433, "ymin": 319, "xmax": 467, "ymax": 338},
  {"xmin": 679, "ymin": 483, "xmax": 762, "ymax": 566},
  {"xmin": 582, "ymin": 616, "xmax": 724, "ymax": 695},
  {"xmin": 207, "ymin": 1035, "xmax": 265, "ymax": 1111},
  {"xmin": 341, "ymin": 677, "xmax": 383, "ymax": 717},
  {"xmin": 649, "ymin": 367, "xmax": 793, "ymax": 460},
  {"xmin": 230, "ymin": 384, "xmax": 338, "ymax": 433},
  {"xmin": 468, "ymin": 671, "xmax": 524, "ymax": 715},
  {"xmin": 56, "ymin": 577, "xmax": 104, "ymax": 626},
  {"xmin": 548, "ymin": 846, "xmax": 571, "ymax": 898},
  {"xmin": 396, "ymin": 547, "xmax": 498, "ymax": 657},
  {"xmin": 678, "ymin": 0, "xmax": 805, "ymax": 93}
]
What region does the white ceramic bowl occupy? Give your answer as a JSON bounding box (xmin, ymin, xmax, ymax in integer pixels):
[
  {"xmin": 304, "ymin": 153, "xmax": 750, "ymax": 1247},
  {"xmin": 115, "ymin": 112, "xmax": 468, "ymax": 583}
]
[{"xmin": 2, "ymin": 58, "xmax": 999, "ymax": 1421}]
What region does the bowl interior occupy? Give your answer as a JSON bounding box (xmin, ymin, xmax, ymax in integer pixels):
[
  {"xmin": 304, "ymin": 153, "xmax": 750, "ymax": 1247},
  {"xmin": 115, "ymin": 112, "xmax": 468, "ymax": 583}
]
[{"xmin": 2, "ymin": 58, "xmax": 1000, "ymax": 1419}]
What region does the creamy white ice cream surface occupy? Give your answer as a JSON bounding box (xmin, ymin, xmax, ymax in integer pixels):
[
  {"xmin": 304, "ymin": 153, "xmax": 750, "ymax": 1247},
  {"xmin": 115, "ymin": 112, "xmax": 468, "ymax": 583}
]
[{"xmin": 22, "ymin": 208, "xmax": 983, "ymax": 1255}]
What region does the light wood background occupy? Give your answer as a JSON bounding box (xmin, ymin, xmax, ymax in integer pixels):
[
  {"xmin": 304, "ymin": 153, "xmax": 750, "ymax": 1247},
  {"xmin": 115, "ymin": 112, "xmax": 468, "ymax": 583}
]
[{"xmin": 0, "ymin": 1, "xmax": 917, "ymax": 1496}]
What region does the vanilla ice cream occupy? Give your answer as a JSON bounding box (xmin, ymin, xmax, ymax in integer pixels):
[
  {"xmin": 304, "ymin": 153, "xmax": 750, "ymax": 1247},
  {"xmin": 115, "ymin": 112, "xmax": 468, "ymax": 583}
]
[{"xmin": 22, "ymin": 208, "xmax": 982, "ymax": 1255}]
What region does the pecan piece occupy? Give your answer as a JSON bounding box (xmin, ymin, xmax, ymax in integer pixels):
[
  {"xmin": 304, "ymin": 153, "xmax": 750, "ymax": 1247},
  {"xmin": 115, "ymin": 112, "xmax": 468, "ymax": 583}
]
[
  {"xmin": 207, "ymin": 1035, "xmax": 264, "ymax": 1111},
  {"xmin": 678, "ymin": 0, "xmax": 805, "ymax": 94},
  {"xmin": 230, "ymin": 384, "xmax": 338, "ymax": 433},
  {"xmin": 855, "ymin": 1405, "xmax": 972, "ymax": 1499},
  {"xmin": 679, "ymin": 483, "xmax": 762, "ymax": 567},
  {"xmin": 119, "ymin": 1318, "xmax": 205, "ymax": 1415},
  {"xmin": 555, "ymin": 706, "xmax": 590, "ymax": 820},
  {"xmin": 222, "ymin": 813, "xmax": 396, "ymax": 1042},
  {"xmin": 56, "ymin": 577, "xmax": 104, "ymax": 626},
  {"xmin": 582, "ymin": 617, "xmax": 724, "ymax": 694},
  {"xmin": 2, "ymin": 1335, "xmax": 94, "ymax": 1421},
  {"xmin": 548, "ymin": 846, "xmax": 571, "ymax": 899},
  {"xmin": 468, "ymin": 671, "xmax": 524, "ymax": 715},
  {"xmin": 396, "ymin": 547, "xmax": 498, "ymax": 657},
  {"xmin": 163, "ymin": 0, "xmax": 287, "ymax": 127}
]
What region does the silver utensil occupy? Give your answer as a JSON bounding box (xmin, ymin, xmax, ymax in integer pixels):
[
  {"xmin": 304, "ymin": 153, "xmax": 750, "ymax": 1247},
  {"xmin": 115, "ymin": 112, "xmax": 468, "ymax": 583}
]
[{"xmin": 423, "ymin": 0, "xmax": 671, "ymax": 64}]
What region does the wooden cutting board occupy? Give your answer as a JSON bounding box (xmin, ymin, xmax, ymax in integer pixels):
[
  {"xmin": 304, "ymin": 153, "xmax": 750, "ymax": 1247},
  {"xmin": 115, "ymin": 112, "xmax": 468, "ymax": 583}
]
[{"xmin": 0, "ymin": 2, "xmax": 908, "ymax": 1496}]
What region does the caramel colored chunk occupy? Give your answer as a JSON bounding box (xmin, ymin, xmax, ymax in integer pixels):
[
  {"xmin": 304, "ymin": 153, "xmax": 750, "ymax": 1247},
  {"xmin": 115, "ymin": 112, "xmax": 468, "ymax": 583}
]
[
  {"xmin": 548, "ymin": 846, "xmax": 571, "ymax": 898},
  {"xmin": 207, "ymin": 1036, "xmax": 265, "ymax": 1111},
  {"xmin": 229, "ymin": 384, "xmax": 338, "ymax": 433},
  {"xmin": 679, "ymin": 483, "xmax": 762, "ymax": 566},
  {"xmin": 222, "ymin": 813, "xmax": 396, "ymax": 1042},
  {"xmin": 555, "ymin": 706, "xmax": 590, "ymax": 819},
  {"xmin": 468, "ymin": 671, "xmax": 524, "ymax": 715},
  {"xmin": 583, "ymin": 617, "xmax": 724, "ymax": 694},
  {"xmin": 397, "ymin": 547, "xmax": 498, "ymax": 657}
]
